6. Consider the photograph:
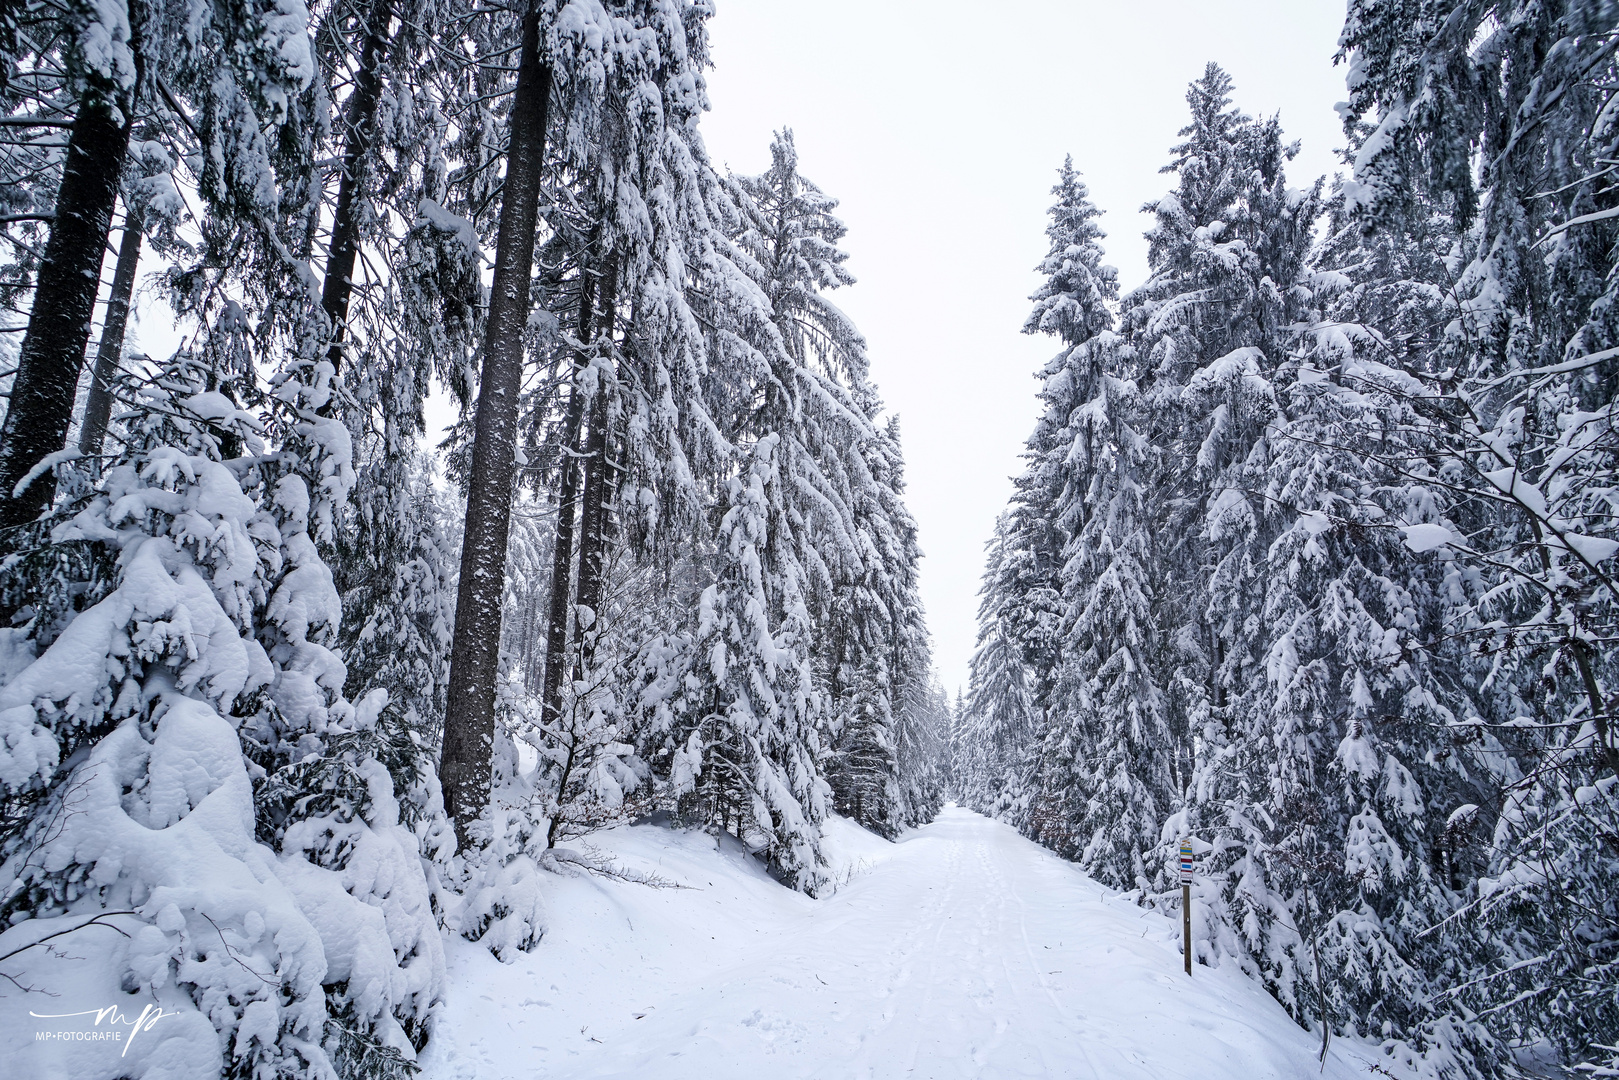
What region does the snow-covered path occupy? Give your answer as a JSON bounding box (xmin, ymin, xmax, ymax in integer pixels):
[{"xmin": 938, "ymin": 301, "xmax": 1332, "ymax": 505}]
[{"xmin": 422, "ymin": 807, "xmax": 1384, "ymax": 1079}]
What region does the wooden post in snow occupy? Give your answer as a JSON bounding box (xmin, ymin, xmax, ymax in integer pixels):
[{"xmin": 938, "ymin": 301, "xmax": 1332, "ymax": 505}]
[{"xmin": 1179, "ymin": 837, "xmax": 1194, "ymax": 976}]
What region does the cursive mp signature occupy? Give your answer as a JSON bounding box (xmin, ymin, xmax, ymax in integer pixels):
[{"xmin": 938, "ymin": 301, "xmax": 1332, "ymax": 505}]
[{"xmin": 30, "ymin": 1003, "xmax": 171, "ymax": 1057}]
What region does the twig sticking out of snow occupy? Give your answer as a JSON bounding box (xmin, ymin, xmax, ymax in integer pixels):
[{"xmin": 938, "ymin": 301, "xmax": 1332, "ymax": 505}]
[
  {"xmin": 544, "ymin": 845, "xmax": 691, "ymax": 889},
  {"xmin": 0, "ymin": 911, "xmax": 136, "ymax": 995}
]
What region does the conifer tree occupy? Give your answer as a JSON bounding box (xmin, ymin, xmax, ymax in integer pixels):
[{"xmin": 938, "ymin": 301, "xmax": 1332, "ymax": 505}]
[
  {"xmin": 0, "ymin": 0, "xmax": 140, "ymax": 525},
  {"xmin": 962, "ymin": 516, "xmax": 1041, "ymax": 825},
  {"xmin": 1338, "ymin": 3, "xmax": 1619, "ymax": 1068},
  {"xmin": 440, "ymin": 5, "xmax": 553, "ymax": 842},
  {"xmin": 669, "ymin": 435, "xmax": 832, "ymax": 890},
  {"xmin": 0, "ymin": 0, "xmax": 947, "ymax": 1071}
]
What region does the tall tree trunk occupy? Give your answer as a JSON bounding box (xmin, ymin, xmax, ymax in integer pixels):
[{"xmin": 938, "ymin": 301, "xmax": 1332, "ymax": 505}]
[
  {"xmin": 0, "ymin": 96, "xmax": 133, "ymax": 527},
  {"xmin": 78, "ymin": 206, "xmax": 144, "ymax": 458},
  {"xmin": 572, "ymin": 253, "xmax": 619, "ymax": 677},
  {"xmin": 1573, "ymin": 639, "xmax": 1619, "ymax": 780},
  {"xmin": 539, "ymin": 258, "xmax": 598, "ymax": 726},
  {"xmin": 440, "ymin": 11, "xmax": 552, "ymax": 844},
  {"xmin": 320, "ymin": 0, "xmax": 391, "ymax": 380}
]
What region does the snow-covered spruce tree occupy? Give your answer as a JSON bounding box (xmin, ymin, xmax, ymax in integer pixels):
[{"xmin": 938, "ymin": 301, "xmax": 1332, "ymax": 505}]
[
  {"xmin": 634, "ymin": 127, "xmax": 931, "ymax": 867},
  {"xmin": 0, "ymin": 0, "xmax": 145, "ymax": 525},
  {"xmin": 812, "ymin": 397, "xmax": 934, "ymax": 836},
  {"xmin": 1114, "ymin": 66, "xmax": 1309, "ymax": 823},
  {"xmin": 339, "ymin": 457, "xmax": 459, "ymax": 743},
  {"xmin": 827, "ymin": 405, "xmax": 937, "ymax": 834},
  {"xmin": 1007, "ymin": 157, "xmax": 1120, "ymax": 740},
  {"xmin": 721, "ymin": 132, "xmax": 874, "ymax": 827},
  {"xmin": 964, "ymin": 158, "xmax": 1124, "ymax": 833},
  {"xmin": 1120, "ymin": 63, "xmax": 1272, "ymax": 872},
  {"xmin": 467, "ymin": 0, "xmax": 720, "ymax": 858},
  {"xmin": 1035, "ymin": 332, "xmax": 1166, "ymax": 881},
  {"xmin": 317, "ymin": 0, "xmax": 495, "ymax": 759},
  {"xmin": 604, "ymin": 114, "xmax": 942, "ymax": 873},
  {"xmin": 1239, "ymin": 279, "xmax": 1506, "ymax": 1076},
  {"xmin": 816, "ymin": 406, "xmax": 927, "ymax": 838},
  {"xmin": 1338, "ymin": 2, "xmax": 1619, "ymax": 1070},
  {"xmin": 815, "ymin": 418, "xmax": 902, "ymax": 842},
  {"xmin": 1151, "ymin": 210, "xmax": 1501, "ymax": 1075},
  {"xmin": 944, "ymin": 687, "xmax": 968, "ymax": 798},
  {"xmin": 995, "ymin": 156, "xmax": 1164, "ymax": 872},
  {"xmin": 247, "ymin": 331, "xmax": 449, "ymax": 1077},
  {"xmin": 0, "ymin": 329, "xmax": 444, "ymax": 1078},
  {"xmin": 962, "ymin": 515, "xmax": 1042, "ymax": 826},
  {"xmin": 1049, "ymin": 65, "xmax": 1283, "ymax": 895},
  {"xmin": 721, "ymin": 127, "xmax": 875, "ymax": 661},
  {"xmin": 825, "ymin": 655, "xmax": 901, "ymax": 834},
  {"xmin": 315, "ymin": 35, "xmax": 486, "ymax": 725},
  {"xmin": 520, "ymin": 0, "xmax": 739, "ymax": 856},
  {"xmin": 667, "ymin": 435, "xmax": 832, "ymax": 891},
  {"xmin": 1262, "ymin": 161, "xmax": 1539, "ymax": 1074},
  {"xmin": 894, "ymin": 667, "xmax": 950, "ymax": 829},
  {"xmin": 684, "ymin": 197, "xmax": 853, "ymax": 870},
  {"xmin": 1100, "ymin": 67, "xmax": 1495, "ymax": 1070},
  {"xmin": 421, "ymin": 0, "xmax": 698, "ymax": 946},
  {"xmin": 869, "ymin": 415, "xmax": 943, "ymax": 829}
]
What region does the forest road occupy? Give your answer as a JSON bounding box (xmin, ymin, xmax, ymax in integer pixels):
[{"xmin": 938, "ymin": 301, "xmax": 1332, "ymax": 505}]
[{"xmin": 423, "ymin": 806, "xmax": 1383, "ymax": 1080}]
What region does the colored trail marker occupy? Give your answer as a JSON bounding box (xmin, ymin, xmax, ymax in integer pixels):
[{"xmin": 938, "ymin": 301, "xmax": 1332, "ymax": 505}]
[{"xmin": 1179, "ymin": 838, "xmax": 1194, "ymax": 975}]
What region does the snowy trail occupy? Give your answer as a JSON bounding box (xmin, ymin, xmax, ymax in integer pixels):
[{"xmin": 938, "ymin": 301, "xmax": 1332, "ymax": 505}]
[{"xmin": 422, "ymin": 808, "xmax": 1384, "ymax": 1079}]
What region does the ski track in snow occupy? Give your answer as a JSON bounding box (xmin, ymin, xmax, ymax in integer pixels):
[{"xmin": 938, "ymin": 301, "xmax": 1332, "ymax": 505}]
[{"xmin": 421, "ymin": 807, "xmax": 1385, "ymax": 1079}]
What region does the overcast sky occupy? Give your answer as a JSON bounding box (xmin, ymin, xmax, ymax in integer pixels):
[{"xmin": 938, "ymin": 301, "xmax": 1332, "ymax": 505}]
[{"xmin": 698, "ymin": 0, "xmax": 1354, "ymax": 695}]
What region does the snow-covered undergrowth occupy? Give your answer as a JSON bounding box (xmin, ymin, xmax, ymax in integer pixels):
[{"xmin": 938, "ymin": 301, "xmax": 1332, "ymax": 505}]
[
  {"xmin": 0, "ymin": 360, "xmax": 445, "ymax": 1080},
  {"xmin": 422, "ymin": 807, "xmax": 1392, "ymax": 1080}
]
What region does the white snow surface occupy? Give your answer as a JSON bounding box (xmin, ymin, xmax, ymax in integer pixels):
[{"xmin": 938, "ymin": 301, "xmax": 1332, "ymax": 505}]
[{"xmin": 422, "ymin": 806, "xmax": 1388, "ymax": 1079}]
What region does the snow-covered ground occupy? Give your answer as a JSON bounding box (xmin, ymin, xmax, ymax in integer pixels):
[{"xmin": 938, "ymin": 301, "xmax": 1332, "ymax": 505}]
[{"xmin": 422, "ymin": 806, "xmax": 1391, "ymax": 1079}]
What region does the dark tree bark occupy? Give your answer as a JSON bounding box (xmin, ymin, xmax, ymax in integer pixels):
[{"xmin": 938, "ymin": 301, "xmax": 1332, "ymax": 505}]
[
  {"xmin": 571, "ymin": 254, "xmax": 619, "ymax": 676},
  {"xmin": 78, "ymin": 207, "xmax": 144, "ymax": 458},
  {"xmin": 440, "ymin": 10, "xmax": 553, "ymax": 844},
  {"xmin": 0, "ymin": 97, "xmax": 133, "ymax": 527},
  {"xmin": 319, "ymin": 0, "xmax": 392, "ymax": 381},
  {"xmin": 538, "ymin": 258, "xmax": 597, "ymax": 727},
  {"xmin": 0, "ymin": 0, "xmax": 22, "ymax": 97},
  {"xmin": 1573, "ymin": 639, "xmax": 1619, "ymax": 780}
]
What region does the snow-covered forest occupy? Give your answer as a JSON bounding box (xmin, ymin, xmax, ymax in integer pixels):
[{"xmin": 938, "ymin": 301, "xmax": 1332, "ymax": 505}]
[
  {"xmin": 957, "ymin": 19, "xmax": 1619, "ymax": 1080},
  {"xmin": 0, "ymin": 0, "xmax": 947, "ymax": 1075},
  {"xmin": 0, "ymin": 0, "xmax": 1614, "ymax": 1078}
]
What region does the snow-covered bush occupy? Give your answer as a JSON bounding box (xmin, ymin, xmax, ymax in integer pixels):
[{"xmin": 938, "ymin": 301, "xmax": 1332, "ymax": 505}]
[{"xmin": 0, "ymin": 346, "xmax": 445, "ymax": 1079}]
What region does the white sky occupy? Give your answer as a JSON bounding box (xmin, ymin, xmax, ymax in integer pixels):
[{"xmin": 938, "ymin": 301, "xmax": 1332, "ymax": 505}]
[
  {"xmin": 118, "ymin": 0, "xmax": 1354, "ymax": 697},
  {"xmin": 698, "ymin": 0, "xmax": 1354, "ymax": 696}
]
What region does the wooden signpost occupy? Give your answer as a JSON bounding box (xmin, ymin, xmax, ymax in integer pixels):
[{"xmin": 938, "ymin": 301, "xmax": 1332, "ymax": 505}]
[{"xmin": 1179, "ymin": 838, "xmax": 1194, "ymax": 975}]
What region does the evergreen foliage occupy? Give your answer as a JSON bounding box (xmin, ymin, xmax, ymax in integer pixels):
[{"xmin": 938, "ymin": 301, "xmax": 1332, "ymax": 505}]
[
  {"xmin": 962, "ymin": 48, "xmax": 1619, "ymax": 1078},
  {"xmin": 0, "ymin": 1, "xmax": 940, "ymax": 1074}
]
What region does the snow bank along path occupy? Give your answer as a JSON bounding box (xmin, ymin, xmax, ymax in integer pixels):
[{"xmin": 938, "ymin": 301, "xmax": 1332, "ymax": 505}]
[{"xmin": 422, "ymin": 806, "xmax": 1387, "ymax": 1079}]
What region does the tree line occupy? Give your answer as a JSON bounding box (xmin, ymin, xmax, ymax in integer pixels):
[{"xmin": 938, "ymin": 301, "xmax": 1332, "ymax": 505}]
[
  {"xmin": 956, "ymin": 6, "xmax": 1618, "ymax": 1075},
  {"xmin": 0, "ymin": 1, "xmax": 945, "ymax": 1076}
]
